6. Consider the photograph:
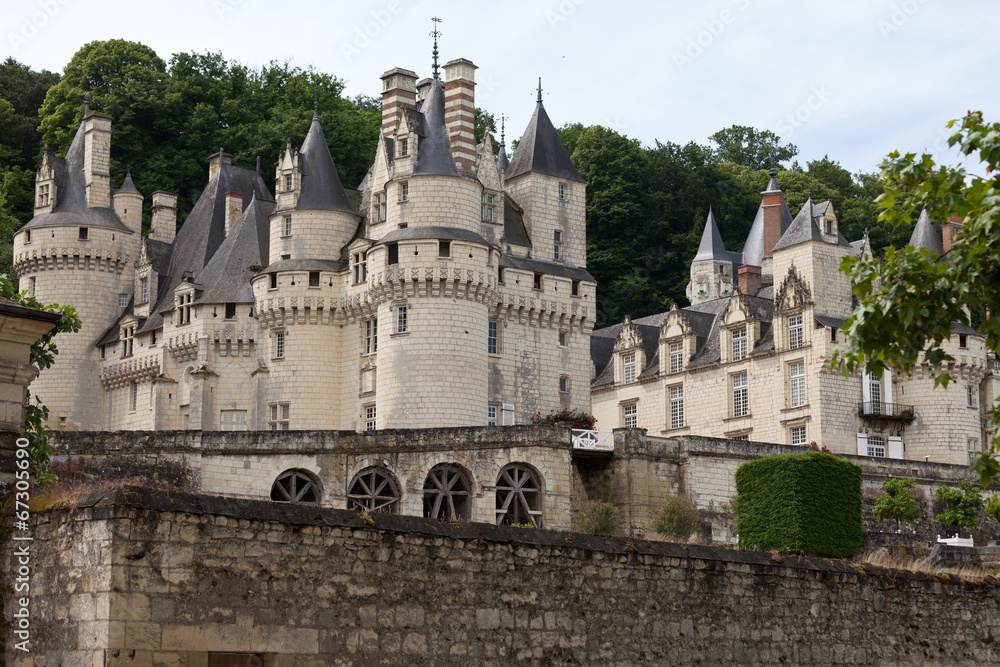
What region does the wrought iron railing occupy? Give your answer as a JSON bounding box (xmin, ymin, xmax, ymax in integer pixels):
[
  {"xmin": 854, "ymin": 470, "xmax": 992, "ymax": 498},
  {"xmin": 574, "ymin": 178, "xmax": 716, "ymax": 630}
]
[
  {"xmin": 571, "ymin": 429, "xmax": 614, "ymax": 453},
  {"xmin": 857, "ymin": 401, "xmax": 915, "ymax": 421}
]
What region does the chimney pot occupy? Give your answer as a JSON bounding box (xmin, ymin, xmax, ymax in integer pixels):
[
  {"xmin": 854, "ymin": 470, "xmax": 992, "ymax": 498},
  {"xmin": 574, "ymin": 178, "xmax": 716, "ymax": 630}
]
[{"xmin": 738, "ymin": 264, "xmax": 762, "ymax": 296}]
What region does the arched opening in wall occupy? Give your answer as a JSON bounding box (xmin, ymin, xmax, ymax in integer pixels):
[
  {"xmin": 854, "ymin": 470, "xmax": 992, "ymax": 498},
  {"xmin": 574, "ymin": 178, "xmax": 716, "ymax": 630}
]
[
  {"xmin": 422, "ymin": 464, "xmax": 472, "ymax": 521},
  {"xmin": 348, "ymin": 467, "xmax": 400, "ymax": 514},
  {"xmin": 495, "ymin": 463, "xmax": 543, "ymax": 528},
  {"xmin": 270, "ymin": 469, "xmax": 321, "ymax": 504}
]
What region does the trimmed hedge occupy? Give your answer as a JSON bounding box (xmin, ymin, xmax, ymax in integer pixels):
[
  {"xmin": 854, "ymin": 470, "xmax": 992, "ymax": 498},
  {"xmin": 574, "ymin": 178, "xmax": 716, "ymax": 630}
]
[{"xmin": 735, "ymin": 451, "xmax": 863, "ymax": 558}]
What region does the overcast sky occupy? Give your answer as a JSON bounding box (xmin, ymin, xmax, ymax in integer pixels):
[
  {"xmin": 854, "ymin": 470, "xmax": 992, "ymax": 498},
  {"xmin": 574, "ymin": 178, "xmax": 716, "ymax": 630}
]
[{"xmin": 5, "ymin": 0, "xmax": 999, "ymax": 177}]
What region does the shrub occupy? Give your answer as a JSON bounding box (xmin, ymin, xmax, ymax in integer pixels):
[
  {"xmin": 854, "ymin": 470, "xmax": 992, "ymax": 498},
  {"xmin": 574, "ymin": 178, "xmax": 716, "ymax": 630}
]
[
  {"xmin": 735, "ymin": 451, "xmax": 863, "ymax": 558},
  {"xmin": 872, "ymin": 478, "xmax": 922, "ymax": 531},
  {"xmin": 935, "ymin": 480, "xmax": 981, "ymax": 532},
  {"xmin": 530, "ymin": 409, "xmax": 596, "ymax": 430},
  {"xmin": 578, "ymin": 502, "xmax": 621, "ymax": 536},
  {"xmin": 986, "ymin": 494, "xmax": 1000, "ymax": 524},
  {"xmin": 651, "ymin": 495, "xmax": 701, "ymax": 537}
]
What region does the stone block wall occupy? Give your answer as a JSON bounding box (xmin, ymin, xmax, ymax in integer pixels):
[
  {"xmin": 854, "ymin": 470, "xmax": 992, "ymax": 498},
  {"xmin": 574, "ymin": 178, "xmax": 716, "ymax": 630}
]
[{"xmin": 8, "ymin": 487, "xmax": 1000, "ymax": 665}]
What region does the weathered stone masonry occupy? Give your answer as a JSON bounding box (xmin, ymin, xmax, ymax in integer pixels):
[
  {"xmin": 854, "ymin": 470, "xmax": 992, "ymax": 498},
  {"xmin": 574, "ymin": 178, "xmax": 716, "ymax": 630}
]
[{"xmin": 7, "ymin": 487, "xmax": 1000, "ymax": 666}]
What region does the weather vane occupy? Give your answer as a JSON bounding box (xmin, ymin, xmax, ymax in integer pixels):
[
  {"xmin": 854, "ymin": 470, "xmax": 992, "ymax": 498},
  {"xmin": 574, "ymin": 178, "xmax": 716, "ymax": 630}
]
[
  {"xmin": 536, "ymin": 77, "xmax": 543, "ymax": 103},
  {"xmin": 430, "ymin": 17, "xmax": 443, "ymax": 79},
  {"xmin": 500, "ymin": 114, "xmax": 507, "ymax": 146}
]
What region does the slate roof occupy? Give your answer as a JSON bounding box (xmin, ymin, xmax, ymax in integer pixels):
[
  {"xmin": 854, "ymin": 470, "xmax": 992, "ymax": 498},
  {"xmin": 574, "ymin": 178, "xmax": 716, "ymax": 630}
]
[
  {"xmin": 771, "ymin": 199, "xmax": 826, "ymax": 252},
  {"xmin": 256, "ymin": 258, "xmax": 348, "ymax": 276},
  {"xmin": 195, "ymin": 194, "xmax": 275, "ymax": 304},
  {"xmin": 375, "ymin": 226, "xmax": 495, "ymax": 248},
  {"xmin": 497, "ymin": 144, "xmax": 510, "ymax": 172},
  {"xmin": 144, "ymin": 239, "xmax": 173, "ymax": 274},
  {"xmin": 505, "ymin": 98, "xmax": 585, "ymax": 183},
  {"xmin": 115, "ymin": 170, "xmax": 141, "ymax": 196},
  {"xmin": 590, "ymin": 319, "xmax": 661, "ymax": 388},
  {"xmin": 741, "ymin": 174, "xmax": 793, "ymax": 267},
  {"xmin": 909, "ymin": 208, "xmax": 945, "ymax": 256},
  {"xmin": 693, "ymin": 208, "xmax": 729, "ymax": 262},
  {"xmin": 499, "ymin": 255, "xmax": 595, "ymax": 283},
  {"xmin": 502, "ymin": 194, "xmax": 531, "ymax": 248},
  {"xmin": 296, "ymin": 112, "xmax": 357, "ymax": 213},
  {"xmin": 21, "ymin": 122, "xmax": 131, "ymax": 233},
  {"xmin": 412, "ymin": 78, "xmax": 460, "ymax": 177},
  {"xmin": 814, "ymin": 314, "xmax": 846, "ymax": 330}
]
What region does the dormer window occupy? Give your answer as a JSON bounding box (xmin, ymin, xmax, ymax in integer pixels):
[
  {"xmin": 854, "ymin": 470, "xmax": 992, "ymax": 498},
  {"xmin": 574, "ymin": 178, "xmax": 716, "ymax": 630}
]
[
  {"xmin": 731, "ymin": 328, "xmax": 747, "ymax": 361},
  {"xmin": 353, "ymin": 252, "xmax": 368, "ymax": 284},
  {"xmin": 623, "ymin": 353, "xmax": 637, "ymax": 384},
  {"xmin": 139, "ymin": 277, "xmax": 148, "ymax": 304},
  {"xmin": 482, "ymin": 193, "xmax": 495, "ymax": 222},
  {"xmin": 669, "ymin": 342, "xmax": 684, "ymax": 374},
  {"xmin": 375, "ymin": 193, "xmax": 386, "ymax": 222},
  {"xmin": 400, "ymin": 139, "xmax": 408, "ymax": 157},
  {"xmin": 825, "ymin": 219, "xmax": 833, "ymax": 235},
  {"xmin": 788, "ymin": 314, "xmax": 803, "ymax": 350},
  {"xmin": 121, "ymin": 325, "xmax": 134, "ymax": 358},
  {"xmin": 177, "ymin": 293, "xmax": 192, "ymax": 324},
  {"xmin": 285, "ymin": 174, "xmax": 292, "ymax": 191}
]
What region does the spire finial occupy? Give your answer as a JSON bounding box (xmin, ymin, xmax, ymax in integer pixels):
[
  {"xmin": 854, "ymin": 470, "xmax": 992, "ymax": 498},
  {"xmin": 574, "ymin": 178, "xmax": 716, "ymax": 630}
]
[
  {"xmin": 313, "ymin": 87, "xmax": 319, "ymax": 117},
  {"xmin": 537, "ymin": 77, "xmax": 543, "ymax": 103},
  {"xmin": 256, "ymin": 155, "xmax": 261, "ymax": 174},
  {"xmin": 500, "ymin": 114, "xmax": 507, "ymax": 147},
  {"xmin": 83, "ymin": 92, "xmax": 91, "ymax": 117},
  {"xmin": 430, "ymin": 16, "xmax": 443, "ymax": 79}
]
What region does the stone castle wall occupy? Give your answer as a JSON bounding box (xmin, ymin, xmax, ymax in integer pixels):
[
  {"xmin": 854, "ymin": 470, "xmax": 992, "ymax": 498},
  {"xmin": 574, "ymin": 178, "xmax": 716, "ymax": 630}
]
[{"xmin": 8, "ymin": 486, "xmax": 999, "ymax": 665}]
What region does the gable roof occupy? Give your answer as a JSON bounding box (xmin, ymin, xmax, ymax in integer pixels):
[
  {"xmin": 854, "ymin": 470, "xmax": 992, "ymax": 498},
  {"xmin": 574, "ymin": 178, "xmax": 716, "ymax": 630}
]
[
  {"xmin": 771, "ymin": 198, "xmax": 826, "ymax": 252},
  {"xmin": 505, "ymin": 97, "xmax": 584, "ymax": 183},
  {"xmin": 296, "ymin": 112, "xmax": 358, "ymax": 213}
]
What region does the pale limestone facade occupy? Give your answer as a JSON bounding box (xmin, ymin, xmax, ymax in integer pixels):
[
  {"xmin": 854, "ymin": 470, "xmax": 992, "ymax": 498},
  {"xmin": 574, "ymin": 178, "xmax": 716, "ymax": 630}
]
[
  {"xmin": 13, "ymin": 54, "xmax": 596, "ymax": 438},
  {"xmin": 592, "ymin": 182, "xmax": 996, "ymax": 466}
]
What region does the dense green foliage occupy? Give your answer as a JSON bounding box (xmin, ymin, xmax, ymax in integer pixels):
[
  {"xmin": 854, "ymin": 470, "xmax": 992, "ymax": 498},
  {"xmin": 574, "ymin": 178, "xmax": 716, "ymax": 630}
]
[
  {"xmin": 650, "ymin": 495, "xmax": 701, "ymax": 537},
  {"xmin": 934, "ymin": 481, "xmax": 981, "ymax": 532},
  {"xmin": 986, "ymin": 494, "xmax": 1000, "ymax": 524},
  {"xmin": 872, "ymin": 478, "xmax": 922, "ymax": 531},
  {"xmin": 735, "ymin": 452, "xmax": 863, "ymax": 557},
  {"xmin": 829, "ymin": 112, "xmax": 1000, "ymax": 486},
  {"xmin": 578, "ymin": 502, "xmax": 621, "ymax": 536}
]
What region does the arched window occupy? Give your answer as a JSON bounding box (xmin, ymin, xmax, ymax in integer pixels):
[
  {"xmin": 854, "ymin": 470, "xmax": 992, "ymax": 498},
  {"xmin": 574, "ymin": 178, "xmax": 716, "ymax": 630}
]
[
  {"xmin": 348, "ymin": 467, "xmax": 400, "ymax": 514},
  {"xmin": 495, "ymin": 463, "xmax": 542, "ymax": 528},
  {"xmin": 270, "ymin": 469, "xmax": 321, "ymax": 504},
  {"xmin": 423, "ymin": 464, "xmax": 471, "ymax": 521},
  {"xmin": 866, "ymin": 435, "xmax": 886, "ymax": 458}
]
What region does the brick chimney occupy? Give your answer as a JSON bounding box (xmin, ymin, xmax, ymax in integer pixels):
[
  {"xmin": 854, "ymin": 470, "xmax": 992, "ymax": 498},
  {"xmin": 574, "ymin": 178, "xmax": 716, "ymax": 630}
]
[
  {"xmin": 943, "ymin": 215, "xmax": 964, "ymax": 254},
  {"xmin": 150, "ymin": 191, "xmax": 178, "ymax": 244},
  {"xmin": 207, "ymin": 149, "xmax": 232, "ymax": 181},
  {"xmin": 738, "ymin": 265, "xmax": 762, "ymax": 296},
  {"xmin": 443, "ymin": 58, "xmax": 477, "ymax": 171},
  {"xmin": 224, "ymin": 192, "xmax": 243, "ymax": 236},
  {"xmin": 762, "ymin": 190, "xmax": 786, "ymax": 259},
  {"xmin": 83, "ymin": 112, "xmax": 113, "ymax": 209},
  {"xmin": 380, "ymin": 68, "xmax": 417, "ymax": 137}
]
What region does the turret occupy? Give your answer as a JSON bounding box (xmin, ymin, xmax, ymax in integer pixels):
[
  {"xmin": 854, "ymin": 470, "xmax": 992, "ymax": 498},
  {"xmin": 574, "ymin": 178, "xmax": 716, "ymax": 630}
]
[
  {"xmin": 687, "ymin": 208, "xmax": 735, "ymax": 305},
  {"xmin": 742, "ymin": 167, "xmax": 793, "ymax": 282},
  {"xmin": 150, "ymin": 191, "xmax": 178, "ymax": 244},
  {"xmin": 112, "ymin": 170, "xmax": 143, "ymax": 236}
]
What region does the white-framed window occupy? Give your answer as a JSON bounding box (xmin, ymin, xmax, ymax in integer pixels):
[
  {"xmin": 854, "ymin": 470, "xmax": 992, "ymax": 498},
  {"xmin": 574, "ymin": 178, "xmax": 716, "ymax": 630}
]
[
  {"xmin": 400, "ymin": 138, "xmax": 408, "ymax": 157},
  {"xmin": 558, "ymin": 183, "xmax": 565, "ymax": 199},
  {"xmin": 139, "ymin": 277, "xmax": 148, "ymax": 304},
  {"xmin": 220, "ymin": 410, "xmax": 247, "ymax": 431},
  {"xmin": 121, "ymin": 325, "xmax": 135, "ymax": 358},
  {"xmin": 400, "ymin": 181, "xmax": 409, "ymax": 201},
  {"xmin": 396, "ymin": 305, "xmax": 408, "ymax": 333},
  {"xmin": 968, "ymin": 385, "xmax": 976, "ymax": 407},
  {"xmin": 119, "ymin": 293, "xmax": 129, "ymax": 308},
  {"xmin": 669, "ymin": 342, "xmax": 683, "ymax": 374},
  {"xmin": 482, "ymin": 193, "xmax": 495, "ymax": 222},
  {"xmin": 176, "ymin": 293, "xmax": 192, "ymax": 324},
  {"xmin": 375, "ymin": 193, "xmax": 386, "ymax": 222},
  {"xmin": 867, "ymin": 435, "xmax": 885, "ymax": 457},
  {"xmin": 623, "ymin": 353, "xmax": 636, "ymax": 384},
  {"xmin": 867, "ymin": 372, "xmax": 882, "ymax": 406},
  {"xmin": 38, "ymin": 184, "xmax": 49, "ymax": 206},
  {"xmin": 789, "ymin": 361, "xmax": 805, "ymax": 408},
  {"xmin": 669, "ymin": 385, "xmax": 684, "ymax": 429},
  {"xmin": 365, "ymin": 319, "xmax": 378, "ymax": 354},
  {"xmin": 623, "ymin": 403, "xmax": 638, "ymax": 428},
  {"xmin": 353, "ymin": 252, "xmax": 368, "ymax": 284},
  {"xmin": 559, "ymin": 376, "xmax": 569, "ymax": 393},
  {"xmin": 554, "ymin": 230, "xmax": 561, "ymax": 260},
  {"xmin": 502, "ymin": 403, "xmax": 515, "ymax": 425},
  {"xmin": 365, "ymin": 405, "xmax": 377, "ymax": 431},
  {"xmin": 283, "ymin": 215, "xmax": 292, "ymax": 236},
  {"xmin": 268, "ymin": 403, "xmax": 290, "ymax": 430},
  {"xmin": 731, "ymin": 327, "xmax": 746, "ymax": 361},
  {"xmin": 488, "ymin": 320, "xmax": 498, "ymax": 354},
  {"xmin": 791, "ymin": 426, "xmax": 807, "ymax": 445},
  {"xmin": 487, "ymin": 405, "xmax": 498, "ymax": 426},
  {"xmin": 732, "ymin": 372, "xmax": 748, "ymax": 417},
  {"xmin": 274, "ymin": 330, "xmax": 285, "ymax": 358},
  {"xmin": 788, "ymin": 314, "xmax": 803, "ymax": 350},
  {"xmin": 969, "ymin": 437, "xmax": 980, "ymax": 463},
  {"xmin": 285, "ymin": 174, "xmax": 292, "ymax": 191},
  {"xmin": 28, "ymin": 277, "xmax": 35, "ymax": 297},
  {"xmin": 129, "ymin": 381, "xmax": 138, "ymax": 412},
  {"xmin": 558, "ymin": 331, "xmax": 567, "ymax": 347}
]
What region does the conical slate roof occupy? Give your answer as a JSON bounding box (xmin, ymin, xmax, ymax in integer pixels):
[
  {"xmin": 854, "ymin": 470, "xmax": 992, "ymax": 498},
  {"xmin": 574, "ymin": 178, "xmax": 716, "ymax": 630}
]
[
  {"xmin": 412, "ymin": 77, "xmax": 460, "ymax": 177},
  {"xmin": 908, "ymin": 208, "xmax": 945, "ymax": 256},
  {"xmin": 497, "ymin": 143, "xmax": 510, "ymax": 172},
  {"xmin": 115, "ymin": 169, "xmax": 141, "ymax": 196},
  {"xmin": 296, "ymin": 112, "xmax": 357, "ymax": 213},
  {"xmin": 693, "ymin": 207, "xmax": 729, "ymax": 262},
  {"xmin": 764, "ymin": 167, "xmax": 780, "ymax": 193},
  {"xmin": 771, "ymin": 198, "xmax": 825, "ymax": 252},
  {"xmin": 196, "ymin": 193, "xmax": 275, "ymax": 304},
  {"xmin": 506, "ymin": 94, "xmax": 584, "ymax": 183},
  {"xmin": 741, "ymin": 170, "xmax": 793, "ymax": 267}
]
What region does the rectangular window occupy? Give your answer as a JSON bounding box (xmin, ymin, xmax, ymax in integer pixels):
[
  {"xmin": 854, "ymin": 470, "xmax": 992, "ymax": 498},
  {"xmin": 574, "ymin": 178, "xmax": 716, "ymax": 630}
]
[
  {"xmin": 791, "ymin": 426, "xmax": 807, "ymax": 445},
  {"xmin": 558, "ymin": 331, "xmax": 567, "ymax": 347},
  {"xmin": 274, "ymin": 331, "xmax": 285, "ymax": 358},
  {"xmin": 439, "ymin": 240, "xmax": 450, "ymax": 258},
  {"xmin": 559, "ymin": 376, "xmax": 568, "ymax": 393},
  {"xmin": 969, "ymin": 438, "xmax": 980, "ymax": 463},
  {"xmin": 669, "ymin": 342, "xmax": 683, "ymax": 374},
  {"xmin": 533, "ymin": 273, "xmax": 542, "ymax": 290},
  {"xmin": 268, "ymin": 403, "xmax": 290, "ymax": 430},
  {"xmin": 400, "ymin": 182, "xmax": 408, "ymax": 201},
  {"xmin": 488, "ymin": 320, "xmax": 498, "ymax": 354},
  {"xmin": 139, "ymin": 277, "xmax": 148, "ymax": 304},
  {"xmin": 365, "ymin": 405, "xmax": 377, "ymax": 431},
  {"xmin": 623, "ymin": 353, "xmax": 636, "ymax": 384},
  {"xmin": 502, "ymin": 403, "xmax": 515, "ymax": 425},
  {"xmin": 396, "ymin": 305, "xmax": 407, "ymax": 333},
  {"xmin": 867, "ymin": 372, "xmax": 882, "ymax": 407},
  {"xmin": 558, "ymin": 183, "xmax": 565, "ymax": 199},
  {"xmin": 225, "ymin": 303, "xmax": 236, "ymax": 319},
  {"xmin": 365, "ymin": 319, "xmax": 378, "ymax": 354},
  {"xmin": 269, "ymin": 273, "xmax": 277, "ymax": 289},
  {"xmin": 867, "ymin": 435, "xmax": 886, "ymax": 457},
  {"xmin": 377, "ymin": 193, "xmax": 387, "ymax": 221},
  {"xmin": 731, "ymin": 328, "xmax": 747, "ymax": 361},
  {"xmin": 669, "ymin": 385, "xmax": 684, "ymax": 429},
  {"xmin": 122, "ymin": 325, "xmax": 134, "ymax": 358},
  {"xmin": 554, "ymin": 230, "xmax": 561, "ymax": 260},
  {"xmin": 968, "ymin": 385, "xmax": 976, "ymax": 407},
  {"xmin": 28, "ymin": 277, "xmax": 35, "ymax": 297},
  {"xmin": 487, "ymin": 405, "xmax": 497, "ymax": 426},
  {"xmin": 623, "ymin": 403, "xmax": 637, "ymax": 429},
  {"xmin": 400, "ymin": 139, "xmax": 408, "ymax": 157},
  {"xmin": 571, "ymin": 280, "xmax": 579, "ymax": 296},
  {"xmin": 25, "ymin": 230, "xmax": 31, "ymax": 243},
  {"xmin": 959, "ymin": 334, "xmax": 968, "ymax": 348},
  {"xmin": 285, "ymin": 174, "xmax": 292, "ymax": 191},
  {"xmin": 732, "ymin": 372, "xmax": 749, "ymax": 417},
  {"xmin": 309, "ymin": 271, "xmax": 320, "ymax": 287},
  {"xmin": 119, "ymin": 293, "xmax": 129, "ymax": 308},
  {"xmin": 220, "ymin": 410, "xmax": 247, "ymax": 431},
  {"xmin": 790, "ymin": 361, "xmax": 806, "ymax": 408},
  {"xmin": 788, "ymin": 314, "xmax": 803, "ymax": 350},
  {"xmin": 79, "ymin": 227, "xmax": 88, "ymax": 240},
  {"xmin": 283, "ymin": 216, "xmax": 292, "ymax": 236},
  {"xmin": 128, "ymin": 382, "xmax": 138, "ymax": 412},
  {"xmin": 498, "ymin": 267, "xmax": 505, "ymax": 284},
  {"xmin": 388, "ymin": 243, "xmax": 399, "ymax": 265}
]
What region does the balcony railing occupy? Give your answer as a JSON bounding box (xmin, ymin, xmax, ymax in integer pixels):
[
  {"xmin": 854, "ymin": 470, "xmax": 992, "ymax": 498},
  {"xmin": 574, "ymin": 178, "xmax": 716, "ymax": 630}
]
[
  {"xmin": 857, "ymin": 401, "xmax": 915, "ymax": 421},
  {"xmin": 571, "ymin": 429, "xmax": 614, "ymax": 454}
]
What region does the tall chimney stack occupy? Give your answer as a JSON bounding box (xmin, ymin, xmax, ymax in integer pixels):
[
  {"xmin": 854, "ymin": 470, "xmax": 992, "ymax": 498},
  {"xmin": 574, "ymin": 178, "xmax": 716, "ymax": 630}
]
[
  {"xmin": 738, "ymin": 265, "xmax": 762, "ymax": 296},
  {"xmin": 224, "ymin": 192, "xmax": 243, "ymax": 236},
  {"xmin": 83, "ymin": 110, "xmax": 113, "ymax": 209},
  {"xmin": 943, "ymin": 214, "xmax": 964, "ymax": 254},
  {"xmin": 443, "ymin": 58, "xmax": 477, "ymax": 171},
  {"xmin": 207, "ymin": 148, "xmax": 232, "ymax": 181},
  {"xmin": 761, "ymin": 171, "xmax": 787, "ymax": 259},
  {"xmin": 380, "ymin": 68, "xmax": 417, "ymax": 137},
  {"xmin": 150, "ymin": 191, "xmax": 178, "ymax": 244}
]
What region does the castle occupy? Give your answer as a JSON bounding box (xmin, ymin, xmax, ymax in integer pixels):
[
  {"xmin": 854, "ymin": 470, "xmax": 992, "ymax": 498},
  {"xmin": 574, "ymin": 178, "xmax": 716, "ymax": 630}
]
[
  {"xmin": 590, "ymin": 171, "xmax": 996, "ymax": 466},
  {"xmin": 13, "ymin": 55, "xmax": 595, "ymax": 433}
]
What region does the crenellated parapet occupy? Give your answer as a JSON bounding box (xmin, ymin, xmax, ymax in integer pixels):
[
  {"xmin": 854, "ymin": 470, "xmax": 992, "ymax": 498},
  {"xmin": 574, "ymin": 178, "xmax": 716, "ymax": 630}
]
[
  {"xmin": 368, "ymin": 264, "xmax": 499, "ymax": 307},
  {"xmin": 493, "ymin": 290, "xmax": 590, "ymax": 333},
  {"xmin": 14, "ymin": 244, "xmax": 131, "ymax": 276},
  {"xmin": 255, "ymin": 294, "xmax": 339, "ymax": 329},
  {"xmin": 166, "ymin": 332, "xmax": 199, "ymax": 363},
  {"xmin": 100, "ymin": 354, "xmax": 161, "ymax": 389}
]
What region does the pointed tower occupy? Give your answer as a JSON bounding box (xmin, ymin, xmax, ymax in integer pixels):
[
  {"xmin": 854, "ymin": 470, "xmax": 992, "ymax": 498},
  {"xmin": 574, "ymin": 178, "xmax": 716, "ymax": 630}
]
[
  {"xmin": 112, "ymin": 169, "xmax": 143, "ymax": 236},
  {"xmin": 742, "ymin": 166, "xmax": 793, "ymax": 283},
  {"xmin": 908, "ymin": 208, "xmax": 945, "ymax": 256},
  {"xmin": 686, "ymin": 208, "xmax": 736, "ymax": 305},
  {"xmin": 505, "ymin": 79, "xmax": 587, "ymax": 266}
]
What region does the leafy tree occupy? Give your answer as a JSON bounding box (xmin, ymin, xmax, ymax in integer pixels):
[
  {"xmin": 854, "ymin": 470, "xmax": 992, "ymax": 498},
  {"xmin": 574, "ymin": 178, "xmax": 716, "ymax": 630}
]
[
  {"xmin": 709, "ymin": 125, "xmax": 798, "ymax": 170},
  {"xmin": 985, "ymin": 493, "xmax": 1000, "ymax": 524},
  {"xmin": 828, "ymin": 111, "xmax": 1000, "ymax": 486},
  {"xmin": 934, "ymin": 481, "xmax": 981, "ymax": 533},
  {"xmin": 0, "ymin": 58, "xmax": 59, "ymax": 173},
  {"xmin": 872, "ymin": 478, "xmax": 922, "ymax": 532},
  {"xmin": 0, "ymin": 274, "xmax": 81, "ymax": 480},
  {"xmin": 651, "ymin": 495, "xmax": 701, "ymax": 537}
]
